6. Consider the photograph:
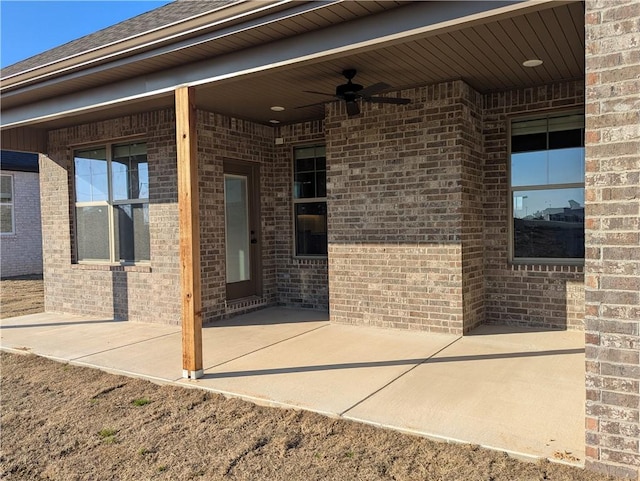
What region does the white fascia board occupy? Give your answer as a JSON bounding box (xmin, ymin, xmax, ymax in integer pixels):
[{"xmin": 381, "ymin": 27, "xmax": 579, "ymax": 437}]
[
  {"xmin": 2, "ymin": 0, "xmax": 340, "ymax": 99},
  {"xmin": 0, "ymin": 0, "xmax": 284, "ymax": 88},
  {"xmin": 2, "ymin": 1, "xmax": 543, "ymax": 129}
]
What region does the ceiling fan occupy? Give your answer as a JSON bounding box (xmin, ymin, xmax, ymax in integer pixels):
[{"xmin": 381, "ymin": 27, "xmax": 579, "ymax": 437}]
[{"xmin": 298, "ymin": 69, "xmax": 410, "ymax": 116}]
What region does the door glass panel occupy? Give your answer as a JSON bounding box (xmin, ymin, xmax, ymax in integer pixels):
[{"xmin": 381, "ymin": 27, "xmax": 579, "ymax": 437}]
[{"xmin": 225, "ymin": 174, "xmax": 250, "ymax": 283}]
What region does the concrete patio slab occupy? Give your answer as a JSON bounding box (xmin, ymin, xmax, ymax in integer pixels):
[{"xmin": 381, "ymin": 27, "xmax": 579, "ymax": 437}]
[
  {"xmin": 76, "ymin": 308, "xmax": 328, "ymax": 381},
  {"xmin": 0, "ymin": 312, "xmax": 179, "ymax": 361},
  {"xmin": 343, "ymin": 324, "xmax": 585, "ymax": 462},
  {"xmin": 1, "ymin": 309, "xmax": 585, "ymax": 465},
  {"xmin": 182, "ymin": 323, "xmax": 458, "ymax": 415},
  {"xmin": 201, "ymin": 308, "xmax": 329, "ymax": 370}
]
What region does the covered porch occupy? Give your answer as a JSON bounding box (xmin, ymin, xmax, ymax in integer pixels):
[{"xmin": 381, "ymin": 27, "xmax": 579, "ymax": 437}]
[
  {"xmin": 3, "ymin": 0, "xmax": 638, "ymax": 477},
  {"xmin": 0, "ymin": 307, "xmax": 585, "ymax": 464}
]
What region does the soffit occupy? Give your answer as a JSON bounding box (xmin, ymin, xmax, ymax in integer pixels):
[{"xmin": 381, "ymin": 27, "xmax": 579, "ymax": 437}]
[
  {"xmin": 0, "ymin": 1, "xmax": 402, "ymax": 107},
  {"xmin": 3, "ymin": 1, "xmax": 584, "ymax": 130},
  {"xmin": 193, "ymin": 1, "xmax": 584, "ymax": 125}
]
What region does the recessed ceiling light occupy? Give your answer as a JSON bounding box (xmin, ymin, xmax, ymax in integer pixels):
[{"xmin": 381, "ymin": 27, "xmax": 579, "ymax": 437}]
[
  {"xmin": 270, "ymin": 106, "xmax": 285, "ymax": 111},
  {"xmin": 269, "ymin": 119, "xmax": 281, "ymax": 124},
  {"xmin": 522, "ymin": 59, "xmax": 543, "ymax": 68}
]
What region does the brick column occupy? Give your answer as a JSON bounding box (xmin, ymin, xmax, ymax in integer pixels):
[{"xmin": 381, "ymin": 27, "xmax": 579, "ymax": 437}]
[
  {"xmin": 584, "ymin": 1, "xmax": 640, "ymax": 478},
  {"xmin": 326, "ymin": 80, "xmax": 482, "ymax": 334}
]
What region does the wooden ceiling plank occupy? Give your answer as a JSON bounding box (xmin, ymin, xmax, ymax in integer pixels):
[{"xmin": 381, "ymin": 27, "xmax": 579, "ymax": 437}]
[
  {"xmin": 521, "ymin": 12, "xmax": 567, "ymax": 81},
  {"xmin": 379, "ymin": 44, "xmax": 440, "ymax": 87},
  {"xmin": 510, "ymin": 14, "xmax": 560, "ymax": 81},
  {"xmin": 552, "ymin": 4, "xmax": 585, "ymax": 77},
  {"xmin": 411, "ymin": 36, "xmax": 477, "ymax": 83},
  {"xmin": 432, "ymin": 32, "xmax": 508, "ymax": 90},
  {"xmin": 285, "ymin": 14, "xmax": 324, "ymax": 32},
  {"xmin": 460, "ymin": 25, "xmax": 524, "ymax": 88},
  {"xmin": 496, "ymin": 18, "xmax": 549, "ymax": 85},
  {"xmin": 539, "ymin": 7, "xmax": 582, "ymax": 78},
  {"xmin": 473, "ymin": 22, "xmax": 531, "ymax": 86}
]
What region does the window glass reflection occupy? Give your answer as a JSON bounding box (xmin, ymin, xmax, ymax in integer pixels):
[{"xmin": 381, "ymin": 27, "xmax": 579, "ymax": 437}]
[
  {"xmin": 75, "ymin": 148, "xmax": 108, "ymax": 202},
  {"xmin": 113, "ymin": 204, "xmax": 150, "ymax": 262},
  {"xmin": 295, "ymin": 202, "xmax": 327, "ymax": 256},
  {"xmin": 511, "ymin": 147, "xmax": 584, "ymax": 187},
  {"xmin": 112, "ymin": 143, "xmax": 148, "ymax": 201},
  {"xmin": 513, "ymin": 188, "xmax": 584, "ymax": 258}
]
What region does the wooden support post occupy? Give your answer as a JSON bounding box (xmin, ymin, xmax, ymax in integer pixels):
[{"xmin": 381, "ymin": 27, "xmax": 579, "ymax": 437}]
[{"xmin": 176, "ymin": 86, "xmax": 203, "ymax": 379}]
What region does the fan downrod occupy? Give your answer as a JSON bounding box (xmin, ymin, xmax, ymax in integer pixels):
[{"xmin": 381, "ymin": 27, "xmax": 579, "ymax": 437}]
[
  {"xmin": 337, "ymin": 69, "xmax": 362, "ymax": 99},
  {"xmin": 342, "ymin": 69, "xmax": 357, "ymax": 81}
]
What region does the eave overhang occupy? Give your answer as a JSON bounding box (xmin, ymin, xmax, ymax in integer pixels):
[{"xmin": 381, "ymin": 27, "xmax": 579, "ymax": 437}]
[{"xmin": 1, "ymin": 0, "xmax": 582, "ymax": 130}]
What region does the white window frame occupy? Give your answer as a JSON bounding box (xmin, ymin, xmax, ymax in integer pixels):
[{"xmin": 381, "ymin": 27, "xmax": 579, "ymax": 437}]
[
  {"xmin": 73, "ymin": 142, "xmax": 149, "ymax": 265},
  {"xmin": 292, "ymin": 144, "xmax": 327, "ymax": 259},
  {"xmin": 508, "ymin": 109, "xmax": 585, "ymax": 265},
  {"xmin": 0, "ymin": 174, "xmax": 15, "ymax": 235}
]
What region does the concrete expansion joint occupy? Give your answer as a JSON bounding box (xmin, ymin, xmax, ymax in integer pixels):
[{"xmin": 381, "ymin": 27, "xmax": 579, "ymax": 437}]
[
  {"xmin": 338, "ymin": 335, "xmax": 463, "ymax": 417},
  {"xmin": 202, "ymin": 323, "xmax": 330, "ymax": 372}
]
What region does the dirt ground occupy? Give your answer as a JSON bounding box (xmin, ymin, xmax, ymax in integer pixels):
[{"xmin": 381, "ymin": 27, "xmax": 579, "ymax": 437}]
[
  {"xmin": 0, "ymin": 275, "xmax": 44, "ymax": 319},
  {"xmin": 0, "ymin": 278, "xmax": 615, "ymax": 481}
]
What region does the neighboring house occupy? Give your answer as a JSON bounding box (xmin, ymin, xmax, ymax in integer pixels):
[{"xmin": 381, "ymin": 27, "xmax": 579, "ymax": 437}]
[
  {"xmin": 0, "ymin": 1, "xmax": 638, "ymax": 478},
  {"xmin": 0, "ymin": 150, "xmax": 42, "ymax": 277}
]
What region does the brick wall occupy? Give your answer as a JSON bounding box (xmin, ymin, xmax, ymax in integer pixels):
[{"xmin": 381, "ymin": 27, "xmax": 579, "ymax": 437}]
[
  {"xmin": 460, "ymin": 85, "xmax": 485, "ymax": 332},
  {"xmin": 1, "ymin": 170, "xmax": 43, "ymax": 277},
  {"xmin": 197, "ymin": 111, "xmax": 278, "ymax": 321},
  {"xmin": 273, "ymin": 121, "xmax": 329, "ymax": 311},
  {"xmin": 584, "ymin": 1, "xmax": 640, "ymax": 478},
  {"xmin": 43, "ymin": 110, "xmax": 181, "ymax": 324},
  {"xmin": 41, "ymin": 108, "xmax": 330, "ymax": 325},
  {"xmin": 483, "ymin": 81, "xmax": 586, "ymax": 330},
  {"xmin": 326, "ymin": 81, "xmax": 484, "ymax": 334}
]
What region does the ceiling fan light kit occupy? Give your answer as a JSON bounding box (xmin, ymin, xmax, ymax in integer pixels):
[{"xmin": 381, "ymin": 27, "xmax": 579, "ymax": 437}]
[{"xmin": 298, "ymin": 69, "xmax": 411, "ymax": 116}]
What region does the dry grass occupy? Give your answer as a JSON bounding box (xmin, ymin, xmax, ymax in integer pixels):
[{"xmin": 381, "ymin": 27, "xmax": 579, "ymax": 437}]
[
  {"xmin": 0, "ymin": 352, "xmax": 616, "ymax": 481},
  {"xmin": 0, "ymin": 277, "xmax": 616, "ymax": 480},
  {"xmin": 0, "ymin": 274, "xmax": 44, "ymax": 319}
]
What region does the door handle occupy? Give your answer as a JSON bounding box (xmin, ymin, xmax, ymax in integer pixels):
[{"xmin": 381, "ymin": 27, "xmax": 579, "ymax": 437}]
[{"xmin": 251, "ymin": 230, "xmax": 258, "ymax": 244}]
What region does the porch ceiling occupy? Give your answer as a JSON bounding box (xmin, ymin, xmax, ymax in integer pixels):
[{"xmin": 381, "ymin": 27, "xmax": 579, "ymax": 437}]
[
  {"xmin": 1, "ymin": 1, "xmax": 584, "ymax": 132},
  {"xmin": 194, "ymin": 1, "xmax": 584, "ymax": 125}
]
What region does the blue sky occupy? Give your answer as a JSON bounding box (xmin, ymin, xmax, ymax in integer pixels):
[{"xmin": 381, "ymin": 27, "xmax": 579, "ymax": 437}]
[{"xmin": 1, "ymin": 0, "xmax": 171, "ymax": 68}]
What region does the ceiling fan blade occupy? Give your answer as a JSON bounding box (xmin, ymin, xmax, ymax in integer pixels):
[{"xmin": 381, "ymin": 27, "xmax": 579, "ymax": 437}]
[
  {"xmin": 346, "ymin": 101, "xmax": 360, "ymax": 116},
  {"xmin": 296, "ymin": 100, "xmax": 330, "ymax": 109},
  {"xmin": 303, "ymin": 90, "xmax": 336, "ymax": 97},
  {"xmin": 366, "ymin": 96, "xmax": 411, "ymax": 105},
  {"xmin": 358, "ymin": 82, "xmax": 391, "ymax": 97}
]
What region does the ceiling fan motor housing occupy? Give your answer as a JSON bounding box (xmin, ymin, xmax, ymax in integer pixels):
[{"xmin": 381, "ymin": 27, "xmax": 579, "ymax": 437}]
[
  {"xmin": 336, "ymin": 82, "xmax": 363, "ymax": 100},
  {"xmin": 336, "ymin": 68, "xmax": 362, "ymax": 100}
]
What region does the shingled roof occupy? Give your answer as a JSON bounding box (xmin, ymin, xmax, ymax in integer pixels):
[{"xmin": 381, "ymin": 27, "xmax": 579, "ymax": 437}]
[{"xmin": 2, "ymin": 0, "xmax": 234, "ymax": 77}]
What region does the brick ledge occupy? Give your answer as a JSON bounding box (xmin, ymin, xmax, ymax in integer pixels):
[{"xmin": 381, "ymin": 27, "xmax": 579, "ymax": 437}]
[{"xmin": 71, "ymin": 264, "xmax": 152, "ymax": 273}]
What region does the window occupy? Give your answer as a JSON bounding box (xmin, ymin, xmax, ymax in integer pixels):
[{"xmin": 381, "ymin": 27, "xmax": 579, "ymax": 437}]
[
  {"xmin": 510, "ymin": 111, "xmax": 585, "ymax": 262},
  {"xmin": 1, "ymin": 175, "xmax": 14, "ymax": 234},
  {"xmin": 74, "ymin": 142, "xmax": 149, "ymax": 263},
  {"xmin": 293, "ymin": 145, "xmax": 327, "ymax": 256}
]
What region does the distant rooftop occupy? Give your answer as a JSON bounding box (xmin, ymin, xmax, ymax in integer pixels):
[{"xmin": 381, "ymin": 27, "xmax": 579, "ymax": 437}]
[
  {"xmin": 0, "ymin": 150, "xmax": 39, "ymax": 173},
  {"xmin": 1, "ymin": 0, "xmax": 233, "ymax": 77}
]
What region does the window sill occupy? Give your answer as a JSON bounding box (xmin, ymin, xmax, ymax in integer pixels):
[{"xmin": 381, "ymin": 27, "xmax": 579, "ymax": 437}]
[
  {"xmin": 509, "ymin": 260, "xmax": 583, "ymax": 273},
  {"xmin": 293, "ymin": 256, "xmax": 328, "ymax": 265},
  {"xmin": 71, "ymin": 263, "xmax": 152, "ymax": 273}
]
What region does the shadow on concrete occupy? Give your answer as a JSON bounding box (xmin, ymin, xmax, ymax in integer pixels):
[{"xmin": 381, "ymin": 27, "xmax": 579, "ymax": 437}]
[
  {"xmin": 206, "ymin": 311, "xmax": 329, "ymax": 328},
  {"xmin": 201, "ymin": 347, "xmax": 585, "ymax": 379},
  {"xmin": 1, "ymin": 319, "xmax": 125, "ymax": 329}
]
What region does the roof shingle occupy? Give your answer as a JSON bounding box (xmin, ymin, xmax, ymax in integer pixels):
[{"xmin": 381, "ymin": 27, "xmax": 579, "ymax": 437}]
[{"xmin": 2, "ymin": 0, "xmax": 233, "ymax": 77}]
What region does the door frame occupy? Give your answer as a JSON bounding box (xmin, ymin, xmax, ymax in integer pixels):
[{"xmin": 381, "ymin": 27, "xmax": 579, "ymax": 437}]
[{"xmin": 223, "ymin": 159, "xmax": 262, "ymax": 300}]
